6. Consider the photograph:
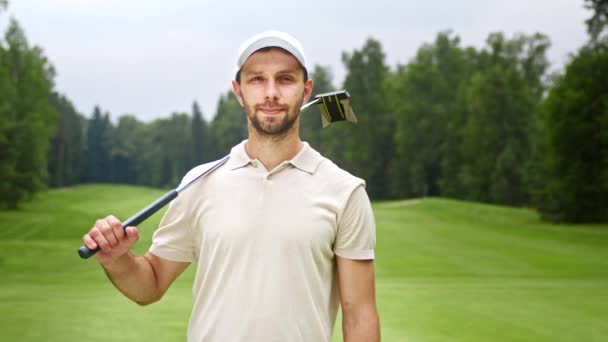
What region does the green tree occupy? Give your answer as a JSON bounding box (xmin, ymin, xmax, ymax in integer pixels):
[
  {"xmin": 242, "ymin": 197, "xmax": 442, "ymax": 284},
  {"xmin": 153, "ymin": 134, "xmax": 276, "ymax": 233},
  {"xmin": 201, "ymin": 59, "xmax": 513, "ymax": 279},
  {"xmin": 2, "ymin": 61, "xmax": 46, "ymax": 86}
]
[
  {"xmin": 84, "ymin": 107, "xmax": 112, "ymax": 183},
  {"xmin": 584, "ymin": 0, "xmax": 608, "ymax": 44},
  {"xmin": 0, "ymin": 22, "xmax": 18, "ymax": 208},
  {"xmin": 47, "ymin": 92, "xmax": 84, "ymax": 187},
  {"xmin": 117, "ymin": 113, "xmax": 190, "ymax": 188},
  {"xmin": 300, "ymin": 64, "xmax": 335, "ymax": 150},
  {"xmin": 438, "ymin": 47, "xmax": 479, "ymax": 198},
  {"xmin": 156, "ymin": 113, "xmax": 192, "ymax": 187},
  {"xmin": 131, "ymin": 121, "xmax": 160, "ymax": 187},
  {"xmin": 389, "ymin": 32, "xmax": 473, "ymax": 198},
  {"xmin": 209, "ymin": 91, "xmax": 247, "ymax": 159},
  {"xmin": 0, "ymin": 18, "xmax": 57, "ymax": 208},
  {"xmin": 110, "ymin": 115, "xmax": 142, "ymax": 184},
  {"xmin": 456, "ymin": 32, "xmax": 549, "ymax": 205},
  {"xmin": 535, "ymin": 45, "xmax": 608, "ymax": 222},
  {"xmin": 341, "ymin": 38, "xmax": 394, "ymax": 199},
  {"xmin": 190, "ymin": 101, "xmax": 209, "ymax": 166}
]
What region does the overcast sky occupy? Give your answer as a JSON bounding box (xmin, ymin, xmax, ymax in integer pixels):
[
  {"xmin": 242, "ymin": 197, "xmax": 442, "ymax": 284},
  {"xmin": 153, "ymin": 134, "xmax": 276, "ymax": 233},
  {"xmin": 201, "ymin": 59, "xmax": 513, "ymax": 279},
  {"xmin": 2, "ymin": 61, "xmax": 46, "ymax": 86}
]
[{"xmin": 2, "ymin": 0, "xmax": 591, "ymax": 122}]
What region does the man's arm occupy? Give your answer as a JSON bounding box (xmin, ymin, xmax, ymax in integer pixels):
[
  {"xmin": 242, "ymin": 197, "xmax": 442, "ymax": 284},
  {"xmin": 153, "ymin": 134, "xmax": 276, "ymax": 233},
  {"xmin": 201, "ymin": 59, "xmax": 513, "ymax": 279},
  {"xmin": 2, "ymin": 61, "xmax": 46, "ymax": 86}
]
[
  {"xmin": 337, "ymin": 256, "xmax": 380, "ymax": 342},
  {"xmin": 101, "ymin": 251, "xmax": 189, "ymax": 305},
  {"xmin": 83, "ymin": 215, "xmax": 190, "ymax": 305}
]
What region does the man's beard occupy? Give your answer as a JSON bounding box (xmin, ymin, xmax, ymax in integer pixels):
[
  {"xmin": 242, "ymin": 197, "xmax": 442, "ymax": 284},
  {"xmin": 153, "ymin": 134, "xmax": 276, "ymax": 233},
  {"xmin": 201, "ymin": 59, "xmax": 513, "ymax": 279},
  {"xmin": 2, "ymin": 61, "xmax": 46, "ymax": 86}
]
[{"xmin": 246, "ymin": 99, "xmax": 303, "ymax": 137}]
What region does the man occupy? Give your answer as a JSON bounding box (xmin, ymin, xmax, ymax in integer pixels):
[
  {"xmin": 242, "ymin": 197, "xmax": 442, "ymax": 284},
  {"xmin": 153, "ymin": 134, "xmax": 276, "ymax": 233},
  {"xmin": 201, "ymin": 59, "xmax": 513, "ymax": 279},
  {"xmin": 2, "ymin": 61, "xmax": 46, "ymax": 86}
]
[{"xmin": 82, "ymin": 30, "xmax": 380, "ymax": 341}]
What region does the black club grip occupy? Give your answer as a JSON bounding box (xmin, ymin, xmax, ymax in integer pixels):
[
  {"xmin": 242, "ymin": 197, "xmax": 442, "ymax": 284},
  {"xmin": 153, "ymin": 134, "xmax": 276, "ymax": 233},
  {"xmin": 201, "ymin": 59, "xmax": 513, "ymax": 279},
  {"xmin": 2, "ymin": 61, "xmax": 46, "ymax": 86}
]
[{"xmin": 77, "ymin": 190, "xmax": 179, "ymax": 259}]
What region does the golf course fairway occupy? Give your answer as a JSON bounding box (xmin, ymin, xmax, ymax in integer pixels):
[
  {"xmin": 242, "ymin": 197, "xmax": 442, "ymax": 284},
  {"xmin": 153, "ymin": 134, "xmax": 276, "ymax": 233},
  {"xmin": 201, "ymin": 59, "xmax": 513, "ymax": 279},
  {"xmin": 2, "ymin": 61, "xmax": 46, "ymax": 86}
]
[{"xmin": 1, "ymin": 184, "xmax": 607, "ymax": 341}]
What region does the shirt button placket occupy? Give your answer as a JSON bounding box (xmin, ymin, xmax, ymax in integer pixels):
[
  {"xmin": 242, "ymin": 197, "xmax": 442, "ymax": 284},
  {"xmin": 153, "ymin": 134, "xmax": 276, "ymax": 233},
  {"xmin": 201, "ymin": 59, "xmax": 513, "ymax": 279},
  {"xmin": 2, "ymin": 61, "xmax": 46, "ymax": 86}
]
[
  {"xmin": 252, "ymin": 161, "xmax": 265, "ymax": 203},
  {"xmin": 262, "ymin": 172, "xmax": 274, "ymax": 202}
]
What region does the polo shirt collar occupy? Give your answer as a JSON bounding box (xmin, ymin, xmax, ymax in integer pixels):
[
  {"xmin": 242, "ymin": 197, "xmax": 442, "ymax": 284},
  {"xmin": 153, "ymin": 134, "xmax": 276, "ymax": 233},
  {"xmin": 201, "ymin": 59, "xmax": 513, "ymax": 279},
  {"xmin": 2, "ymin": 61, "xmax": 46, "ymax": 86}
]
[
  {"xmin": 290, "ymin": 142, "xmax": 323, "ymax": 174},
  {"xmin": 226, "ymin": 140, "xmax": 323, "ymax": 174},
  {"xmin": 226, "ymin": 140, "xmax": 252, "ymax": 170}
]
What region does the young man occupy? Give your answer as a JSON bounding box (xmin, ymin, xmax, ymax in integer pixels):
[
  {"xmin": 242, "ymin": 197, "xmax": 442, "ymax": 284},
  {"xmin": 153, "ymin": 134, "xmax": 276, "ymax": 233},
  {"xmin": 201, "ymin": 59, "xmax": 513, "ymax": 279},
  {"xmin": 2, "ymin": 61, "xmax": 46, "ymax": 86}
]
[{"xmin": 82, "ymin": 30, "xmax": 380, "ymax": 342}]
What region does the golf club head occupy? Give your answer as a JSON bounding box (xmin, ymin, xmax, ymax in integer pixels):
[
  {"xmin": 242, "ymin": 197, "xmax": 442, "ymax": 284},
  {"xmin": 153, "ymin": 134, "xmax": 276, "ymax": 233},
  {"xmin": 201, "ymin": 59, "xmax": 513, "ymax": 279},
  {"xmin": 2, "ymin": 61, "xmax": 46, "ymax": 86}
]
[{"xmin": 301, "ymin": 90, "xmax": 357, "ymax": 128}]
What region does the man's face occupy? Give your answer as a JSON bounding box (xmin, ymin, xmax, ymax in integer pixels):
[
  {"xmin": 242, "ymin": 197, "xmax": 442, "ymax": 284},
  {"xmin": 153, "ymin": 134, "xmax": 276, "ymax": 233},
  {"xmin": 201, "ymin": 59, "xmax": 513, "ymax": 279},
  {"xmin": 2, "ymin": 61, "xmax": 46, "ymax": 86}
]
[{"xmin": 232, "ymin": 48, "xmax": 313, "ymax": 137}]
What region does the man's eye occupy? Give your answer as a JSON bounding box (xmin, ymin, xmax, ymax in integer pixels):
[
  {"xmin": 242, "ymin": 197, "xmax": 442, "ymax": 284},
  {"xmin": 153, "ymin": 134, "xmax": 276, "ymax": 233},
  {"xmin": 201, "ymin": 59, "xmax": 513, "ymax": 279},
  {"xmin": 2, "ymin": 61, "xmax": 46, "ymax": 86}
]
[
  {"xmin": 250, "ymin": 76, "xmax": 263, "ymax": 82},
  {"xmin": 279, "ymin": 76, "xmax": 294, "ymax": 82}
]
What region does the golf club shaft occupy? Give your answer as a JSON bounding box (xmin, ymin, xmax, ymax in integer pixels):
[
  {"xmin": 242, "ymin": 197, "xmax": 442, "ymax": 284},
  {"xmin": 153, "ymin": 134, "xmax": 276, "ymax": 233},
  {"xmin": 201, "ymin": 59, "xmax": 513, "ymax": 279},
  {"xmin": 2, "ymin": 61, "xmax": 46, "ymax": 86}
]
[
  {"xmin": 77, "ymin": 190, "xmax": 178, "ymax": 259},
  {"xmin": 76, "ymin": 92, "xmax": 350, "ymax": 260}
]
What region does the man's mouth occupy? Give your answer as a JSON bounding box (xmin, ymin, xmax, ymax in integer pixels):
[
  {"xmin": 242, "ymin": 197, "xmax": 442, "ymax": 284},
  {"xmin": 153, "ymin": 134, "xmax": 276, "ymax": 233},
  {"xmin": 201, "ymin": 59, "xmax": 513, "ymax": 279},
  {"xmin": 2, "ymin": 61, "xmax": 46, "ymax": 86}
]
[{"xmin": 258, "ymin": 106, "xmax": 286, "ymax": 115}]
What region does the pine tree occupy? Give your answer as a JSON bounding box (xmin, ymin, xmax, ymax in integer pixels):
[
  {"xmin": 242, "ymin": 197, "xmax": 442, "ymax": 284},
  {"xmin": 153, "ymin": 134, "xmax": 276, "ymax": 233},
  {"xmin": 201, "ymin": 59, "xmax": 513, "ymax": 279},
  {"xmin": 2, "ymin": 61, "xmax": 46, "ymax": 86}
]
[
  {"xmin": 209, "ymin": 91, "xmax": 247, "ymax": 159},
  {"xmin": 47, "ymin": 92, "xmax": 84, "ymax": 187},
  {"xmin": 84, "ymin": 107, "xmax": 112, "ymax": 183},
  {"xmin": 190, "ymin": 101, "xmax": 208, "ymax": 166}
]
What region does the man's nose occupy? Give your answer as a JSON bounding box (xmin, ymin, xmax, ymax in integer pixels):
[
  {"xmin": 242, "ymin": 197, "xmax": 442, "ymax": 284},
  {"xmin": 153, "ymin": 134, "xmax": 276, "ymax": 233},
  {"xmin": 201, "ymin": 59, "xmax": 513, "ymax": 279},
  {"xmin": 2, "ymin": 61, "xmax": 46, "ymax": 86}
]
[{"xmin": 264, "ymin": 79, "xmax": 280, "ymax": 100}]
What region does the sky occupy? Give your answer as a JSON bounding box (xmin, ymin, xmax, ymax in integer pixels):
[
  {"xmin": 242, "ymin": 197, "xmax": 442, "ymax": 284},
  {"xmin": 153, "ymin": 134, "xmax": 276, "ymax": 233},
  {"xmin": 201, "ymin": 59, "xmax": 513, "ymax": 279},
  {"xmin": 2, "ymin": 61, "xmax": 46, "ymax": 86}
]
[{"xmin": 2, "ymin": 0, "xmax": 591, "ymax": 122}]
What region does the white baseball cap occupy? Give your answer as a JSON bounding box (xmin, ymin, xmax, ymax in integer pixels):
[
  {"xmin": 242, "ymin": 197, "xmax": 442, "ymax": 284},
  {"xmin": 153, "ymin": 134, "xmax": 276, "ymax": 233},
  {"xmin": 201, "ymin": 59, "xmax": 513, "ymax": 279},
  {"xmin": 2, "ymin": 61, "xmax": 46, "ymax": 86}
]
[{"xmin": 236, "ymin": 30, "xmax": 307, "ymax": 70}]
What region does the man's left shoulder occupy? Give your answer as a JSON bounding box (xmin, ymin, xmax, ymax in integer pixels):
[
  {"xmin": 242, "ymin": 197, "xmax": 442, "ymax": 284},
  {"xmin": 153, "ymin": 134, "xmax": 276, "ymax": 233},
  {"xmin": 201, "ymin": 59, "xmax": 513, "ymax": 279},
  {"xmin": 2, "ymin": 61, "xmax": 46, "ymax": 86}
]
[{"xmin": 310, "ymin": 148, "xmax": 366, "ymax": 191}]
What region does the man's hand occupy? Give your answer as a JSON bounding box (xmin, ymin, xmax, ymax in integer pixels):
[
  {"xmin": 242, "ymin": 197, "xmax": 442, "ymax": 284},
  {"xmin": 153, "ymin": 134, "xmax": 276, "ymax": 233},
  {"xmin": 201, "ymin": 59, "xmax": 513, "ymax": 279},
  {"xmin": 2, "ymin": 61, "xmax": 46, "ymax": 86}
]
[
  {"xmin": 81, "ymin": 215, "xmax": 189, "ymax": 305},
  {"xmin": 82, "ymin": 215, "xmax": 139, "ymax": 266}
]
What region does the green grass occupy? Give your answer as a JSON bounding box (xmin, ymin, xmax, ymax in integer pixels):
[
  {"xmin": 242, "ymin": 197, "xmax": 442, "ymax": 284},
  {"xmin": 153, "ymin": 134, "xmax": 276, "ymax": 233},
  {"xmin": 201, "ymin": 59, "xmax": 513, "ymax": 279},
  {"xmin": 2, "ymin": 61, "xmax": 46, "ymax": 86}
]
[{"xmin": 1, "ymin": 185, "xmax": 607, "ymax": 341}]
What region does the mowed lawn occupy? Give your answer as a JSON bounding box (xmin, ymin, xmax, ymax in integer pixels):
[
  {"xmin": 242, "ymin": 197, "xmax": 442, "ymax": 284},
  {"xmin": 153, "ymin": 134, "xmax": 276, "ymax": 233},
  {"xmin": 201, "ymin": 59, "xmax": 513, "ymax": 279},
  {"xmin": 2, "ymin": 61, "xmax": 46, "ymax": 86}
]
[{"xmin": 1, "ymin": 185, "xmax": 607, "ymax": 341}]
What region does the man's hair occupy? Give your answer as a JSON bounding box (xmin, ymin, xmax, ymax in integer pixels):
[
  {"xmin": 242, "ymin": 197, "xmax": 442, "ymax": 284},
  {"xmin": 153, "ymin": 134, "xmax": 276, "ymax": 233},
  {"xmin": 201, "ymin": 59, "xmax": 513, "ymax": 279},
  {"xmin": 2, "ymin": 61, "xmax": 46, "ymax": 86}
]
[{"xmin": 235, "ymin": 47, "xmax": 309, "ymax": 84}]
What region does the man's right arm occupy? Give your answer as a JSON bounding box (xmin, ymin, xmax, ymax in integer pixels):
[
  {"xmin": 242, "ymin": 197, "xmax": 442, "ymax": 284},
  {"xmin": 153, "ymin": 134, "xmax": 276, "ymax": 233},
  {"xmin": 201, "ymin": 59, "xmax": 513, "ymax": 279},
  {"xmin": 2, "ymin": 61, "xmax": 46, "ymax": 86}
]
[{"xmin": 83, "ymin": 215, "xmax": 190, "ymax": 305}]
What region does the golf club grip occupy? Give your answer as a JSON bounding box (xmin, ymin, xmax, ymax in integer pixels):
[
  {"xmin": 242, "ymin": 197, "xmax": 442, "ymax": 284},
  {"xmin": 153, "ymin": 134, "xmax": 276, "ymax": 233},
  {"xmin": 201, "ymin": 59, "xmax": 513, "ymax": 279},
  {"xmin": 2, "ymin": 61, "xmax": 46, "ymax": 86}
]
[{"xmin": 77, "ymin": 189, "xmax": 179, "ymax": 259}]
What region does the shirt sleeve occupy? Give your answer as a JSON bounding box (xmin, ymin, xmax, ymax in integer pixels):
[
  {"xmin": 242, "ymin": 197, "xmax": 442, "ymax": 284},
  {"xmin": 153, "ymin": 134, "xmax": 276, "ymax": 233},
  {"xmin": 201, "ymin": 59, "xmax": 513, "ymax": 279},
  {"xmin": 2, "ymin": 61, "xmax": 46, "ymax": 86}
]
[
  {"xmin": 333, "ymin": 185, "xmax": 376, "ymax": 260},
  {"xmin": 149, "ymin": 196, "xmax": 197, "ymax": 262}
]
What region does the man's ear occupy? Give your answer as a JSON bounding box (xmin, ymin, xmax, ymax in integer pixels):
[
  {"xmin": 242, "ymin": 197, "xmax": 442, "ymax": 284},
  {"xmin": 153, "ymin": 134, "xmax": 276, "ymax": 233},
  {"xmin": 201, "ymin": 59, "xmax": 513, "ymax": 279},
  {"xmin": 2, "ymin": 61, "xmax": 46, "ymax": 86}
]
[
  {"xmin": 232, "ymin": 80, "xmax": 245, "ymax": 107},
  {"xmin": 303, "ymin": 79, "xmax": 314, "ymax": 105}
]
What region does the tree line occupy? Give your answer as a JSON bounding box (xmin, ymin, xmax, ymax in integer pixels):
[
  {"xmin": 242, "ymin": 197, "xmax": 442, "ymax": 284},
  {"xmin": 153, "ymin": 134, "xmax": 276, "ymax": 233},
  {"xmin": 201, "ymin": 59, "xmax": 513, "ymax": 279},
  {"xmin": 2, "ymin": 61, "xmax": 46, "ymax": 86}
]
[{"xmin": 1, "ymin": 1, "xmax": 607, "ymax": 222}]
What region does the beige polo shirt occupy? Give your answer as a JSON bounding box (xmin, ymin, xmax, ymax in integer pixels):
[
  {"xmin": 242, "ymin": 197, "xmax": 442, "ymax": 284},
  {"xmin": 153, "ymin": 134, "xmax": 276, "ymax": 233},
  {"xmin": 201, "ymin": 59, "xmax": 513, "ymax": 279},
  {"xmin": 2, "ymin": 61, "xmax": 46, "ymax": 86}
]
[{"xmin": 149, "ymin": 140, "xmax": 376, "ymax": 342}]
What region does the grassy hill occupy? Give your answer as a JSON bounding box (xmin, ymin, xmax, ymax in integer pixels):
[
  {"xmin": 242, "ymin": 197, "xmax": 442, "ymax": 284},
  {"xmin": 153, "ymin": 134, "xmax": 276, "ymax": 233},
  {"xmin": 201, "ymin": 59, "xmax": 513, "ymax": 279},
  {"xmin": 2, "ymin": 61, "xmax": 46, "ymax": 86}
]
[{"xmin": 1, "ymin": 185, "xmax": 607, "ymax": 341}]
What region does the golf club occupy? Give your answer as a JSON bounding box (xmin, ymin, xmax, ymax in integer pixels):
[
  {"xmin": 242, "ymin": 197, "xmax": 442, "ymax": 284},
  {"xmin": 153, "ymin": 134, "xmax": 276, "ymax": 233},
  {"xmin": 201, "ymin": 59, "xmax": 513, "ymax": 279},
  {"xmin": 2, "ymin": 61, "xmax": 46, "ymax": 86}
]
[{"xmin": 77, "ymin": 90, "xmax": 356, "ymax": 259}]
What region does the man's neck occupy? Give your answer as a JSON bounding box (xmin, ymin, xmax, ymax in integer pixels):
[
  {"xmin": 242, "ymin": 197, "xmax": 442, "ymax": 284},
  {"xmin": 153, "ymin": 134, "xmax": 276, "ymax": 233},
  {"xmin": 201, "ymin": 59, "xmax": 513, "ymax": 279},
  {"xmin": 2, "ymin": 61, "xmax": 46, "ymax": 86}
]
[{"xmin": 245, "ymin": 127, "xmax": 303, "ymax": 172}]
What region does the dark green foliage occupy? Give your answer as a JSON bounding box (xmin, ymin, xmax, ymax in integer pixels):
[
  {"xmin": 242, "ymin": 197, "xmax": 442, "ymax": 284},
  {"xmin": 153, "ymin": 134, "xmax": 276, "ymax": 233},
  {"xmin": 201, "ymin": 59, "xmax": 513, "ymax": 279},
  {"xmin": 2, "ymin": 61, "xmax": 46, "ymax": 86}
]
[
  {"xmin": 147, "ymin": 113, "xmax": 192, "ymax": 188},
  {"xmin": 301, "ymin": 64, "xmax": 359, "ymax": 169},
  {"xmin": 584, "ymin": 0, "xmax": 608, "ymax": 44},
  {"xmin": 457, "ymin": 33, "xmax": 549, "ymax": 205},
  {"xmin": 387, "ymin": 31, "xmax": 549, "ymax": 207},
  {"xmin": 83, "ymin": 107, "xmax": 112, "ymax": 183},
  {"xmin": 190, "ymin": 101, "xmax": 208, "ymax": 167},
  {"xmin": 340, "ymin": 38, "xmax": 395, "ymax": 199},
  {"xmin": 389, "ymin": 32, "xmax": 473, "ymax": 199},
  {"xmin": 208, "ymin": 91, "xmax": 247, "ymax": 160},
  {"xmin": 0, "ymin": 18, "xmax": 56, "ymax": 209},
  {"xmin": 54, "ymin": 96, "xmax": 236, "ymax": 190},
  {"xmin": 110, "ymin": 115, "xmax": 142, "ymax": 184},
  {"xmin": 300, "ymin": 64, "xmax": 334, "ymax": 150},
  {"xmin": 530, "ymin": 1, "xmax": 608, "ymax": 222},
  {"xmin": 47, "ymin": 92, "xmax": 84, "ymax": 187},
  {"xmin": 535, "ymin": 46, "xmax": 608, "ymax": 222},
  {"xmin": 2, "ymin": 0, "xmax": 606, "ymax": 223}
]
